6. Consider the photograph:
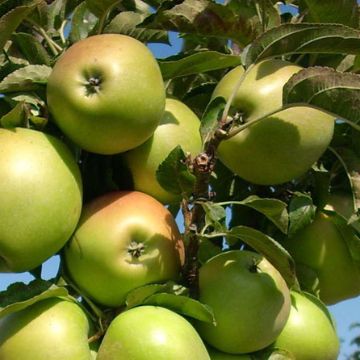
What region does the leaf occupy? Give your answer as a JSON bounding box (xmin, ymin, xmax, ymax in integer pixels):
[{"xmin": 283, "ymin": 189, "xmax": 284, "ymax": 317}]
[
  {"xmin": 85, "ymin": 0, "xmax": 120, "ymax": 18},
  {"xmin": 288, "ymin": 192, "xmax": 316, "ymax": 237},
  {"xmin": 69, "ymin": 2, "xmax": 98, "ymax": 43},
  {"xmin": 198, "ymin": 238, "xmax": 222, "ymax": 264},
  {"xmin": 46, "ymin": 0, "xmax": 66, "ymax": 30},
  {"xmin": 0, "ymin": 0, "xmax": 42, "ymax": 51},
  {"xmin": 0, "ymin": 65, "xmax": 52, "ymax": 93},
  {"xmin": 237, "ymin": 196, "xmax": 289, "ymax": 234},
  {"xmin": 0, "ymin": 279, "xmax": 69, "ymax": 319},
  {"xmin": 156, "ymin": 145, "xmax": 196, "ymax": 197},
  {"xmin": 12, "ymin": 32, "xmax": 51, "ymax": 65},
  {"xmin": 200, "ymin": 96, "xmax": 226, "ymax": 147},
  {"xmin": 125, "ymin": 282, "xmax": 188, "ymax": 309},
  {"xmin": 223, "ymin": 196, "xmax": 289, "ymax": 234},
  {"xmin": 201, "ymin": 202, "xmax": 227, "ymax": 232},
  {"xmin": 329, "ymin": 147, "xmax": 360, "ymax": 211},
  {"xmin": 159, "ymin": 51, "xmax": 242, "ymax": 80},
  {"xmin": 143, "ymin": 293, "xmax": 216, "ymax": 324},
  {"xmin": 283, "ymin": 66, "xmax": 360, "ymax": 128},
  {"xmin": 143, "ymin": 0, "xmax": 262, "ymax": 46},
  {"xmin": 105, "ymin": 11, "xmax": 169, "ymax": 44},
  {"xmin": 243, "ymin": 23, "xmax": 360, "ymax": 67},
  {"xmin": 0, "ymin": 101, "xmax": 28, "ymax": 128},
  {"xmin": 227, "ymin": 225, "xmax": 297, "ymax": 287},
  {"xmin": 298, "ymin": 0, "xmax": 358, "ymax": 28}
]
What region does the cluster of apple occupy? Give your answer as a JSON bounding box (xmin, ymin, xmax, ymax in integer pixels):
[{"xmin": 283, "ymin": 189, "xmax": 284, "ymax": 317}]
[{"xmin": 0, "ymin": 33, "xmax": 355, "ymax": 360}]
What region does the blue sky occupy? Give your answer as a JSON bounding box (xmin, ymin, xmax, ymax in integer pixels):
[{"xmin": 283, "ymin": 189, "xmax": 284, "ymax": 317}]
[{"xmin": 1, "ymin": 3, "xmax": 360, "ymax": 359}]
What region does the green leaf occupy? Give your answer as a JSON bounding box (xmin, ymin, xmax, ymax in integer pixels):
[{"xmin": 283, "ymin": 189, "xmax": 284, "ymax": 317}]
[
  {"xmin": 283, "ymin": 66, "xmax": 360, "ymax": 128},
  {"xmin": 0, "ymin": 101, "xmax": 28, "ymax": 128},
  {"xmin": 222, "ymin": 196, "xmax": 289, "ymax": 234},
  {"xmin": 0, "ymin": 0, "xmax": 42, "ymax": 51},
  {"xmin": 12, "ymin": 32, "xmax": 51, "ymax": 65},
  {"xmin": 298, "ymin": 0, "xmax": 358, "ymax": 28},
  {"xmin": 288, "ymin": 192, "xmax": 316, "ymax": 237},
  {"xmin": 143, "ymin": 293, "xmax": 216, "ymax": 325},
  {"xmin": 105, "ymin": 11, "xmax": 169, "ymax": 44},
  {"xmin": 201, "ymin": 202, "xmax": 227, "ymax": 232},
  {"xmin": 0, "ymin": 64, "xmax": 52, "ymax": 93},
  {"xmin": 329, "ymin": 147, "xmax": 360, "ymax": 211},
  {"xmin": 243, "ymin": 23, "xmax": 360, "ymax": 67},
  {"xmin": 200, "ymin": 96, "xmax": 226, "ymax": 147},
  {"xmin": 156, "ymin": 145, "xmax": 196, "ymax": 198},
  {"xmin": 47, "ymin": 0, "xmax": 67, "ymax": 29},
  {"xmin": 238, "ymin": 196, "xmax": 288, "ymax": 234},
  {"xmin": 143, "ymin": 0, "xmax": 262, "ymax": 46},
  {"xmin": 0, "ymin": 279, "xmax": 69, "ymax": 319},
  {"xmin": 85, "ymin": 0, "xmax": 120, "ymax": 18},
  {"xmin": 159, "ymin": 51, "xmax": 242, "ymax": 80},
  {"xmin": 69, "ymin": 2, "xmax": 98, "ymax": 43},
  {"xmin": 125, "ymin": 281, "xmax": 189, "ymax": 309},
  {"xmin": 227, "ymin": 225, "xmax": 297, "ymax": 287}
]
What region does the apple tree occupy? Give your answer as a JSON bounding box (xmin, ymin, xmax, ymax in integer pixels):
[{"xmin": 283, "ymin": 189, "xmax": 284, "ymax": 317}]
[{"xmin": 1, "ymin": 0, "xmax": 360, "ymax": 359}]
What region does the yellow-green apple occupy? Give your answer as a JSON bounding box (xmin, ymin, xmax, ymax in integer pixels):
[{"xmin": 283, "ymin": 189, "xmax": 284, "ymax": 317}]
[
  {"xmin": 0, "ymin": 127, "xmax": 82, "ymax": 272},
  {"xmin": 123, "ymin": 98, "xmax": 202, "ymax": 204},
  {"xmin": 97, "ymin": 305, "xmax": 210, "ymax": 360},
  {"xmin": 47, "ymin": 34, "xmax": 165, "ymax": 155},
  {"xmin": 0, "ymin": 297, "xmax": 98, "ymax": 359},
  {"xmin": 196, "ymin": 250, "xmax": 291, "ymax": 354},
  {"xmin": 270, "ymin": 291, "xmax": 339, "ymax": 359},
  {"xmin": 212, "ymin": 60, "xmax": 335, "ymax": 185},
  {"xmin": 283, "ymin": 210, "xmax": 360, "ymax": 304},
  {"xmin": 64, "ymin": 191, "xmax": 184, "ymax": 307}
]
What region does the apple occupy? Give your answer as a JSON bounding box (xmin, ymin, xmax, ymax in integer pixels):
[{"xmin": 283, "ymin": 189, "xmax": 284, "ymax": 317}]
[
  {"xmin": 0, "ymin": 297, "xmax": 98, "ymax": 359},
  {"xmin": 64, "ymin": 191, "xmax": 184, "ymax": 307},
  {"xmin": 47, "ymin": 34, "xmax": 165, "ymax": 155},
  {"xmin": 270, "ymin": 291, "xmax": 340, "ymax": 359},
  {"xmin": 123, "ymin": 98, "xmax": 202, "ymax": 204},
  {"xmin": 283, "ymin": 210, "xmax": 360, "ymax": 305},
  {"xmin": 0, "ymin": 127, "xmax": 82, "ymax": 273},
  {"xmin": 207, "ymin": 347, "xmax": 251, "ymax": 359},
  {"xmin": 196, "ymin": 250, "xmax": 291, "ymax": 354},
  {"xmin": 97, "ymin": 305, "xmax": 210, "ymax": 360},
  {"xmin": 212, "ymin": 60, "xmax": 335, "ymax": 185}
]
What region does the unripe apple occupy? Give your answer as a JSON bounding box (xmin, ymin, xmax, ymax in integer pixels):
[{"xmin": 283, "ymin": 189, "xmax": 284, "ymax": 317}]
[
  {"xmin": 64, "ymin": 191, "xmax": 184, "ymax": 307},
  {"xmin": 196, "ymin": 250, "xmax": 291, "ymax": 354},
  {"xmin": 123, "ymin": 98, "xmax": 202, "ymax": 204},
  {"xmin": 271, "ymin": 291, "xmax": 340, "ymax": 360},
  {"xmin": 284, "ymin": 211, "xmax": 360, "ymax": 304},
  {"xmin": 47, "ymin": 34, "xmax": 165, "ymax": 154},
  {"xmin": 0, "ymin": 127, "xmax": 82, "ymax": 272},
  {"xmin": 97, "ymin": 306, "xmax": 210, "ymax": 360},
  {"xmin": 0, "ymin": 297, "xmax": 98, "ymax": 359},
  {"xmin": 212, "ymin": 60, "xmax": 335, "ymax": 185}
]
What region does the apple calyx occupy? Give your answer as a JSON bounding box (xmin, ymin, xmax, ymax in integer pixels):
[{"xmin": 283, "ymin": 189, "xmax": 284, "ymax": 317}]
[
  {"xmin": 85, "ymin": 76, "xmax": 102, "ymax": 95},
  {"xmin": 128, "ymin": 241, "xmax": 146, "ymax": 258}
]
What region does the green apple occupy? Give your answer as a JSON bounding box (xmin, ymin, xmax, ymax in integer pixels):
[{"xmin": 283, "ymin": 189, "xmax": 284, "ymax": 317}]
[
  {"xmin": 0, "ymin": 127, "xmax": 82, "ymax": 272},
  {"xmin": 283, "ymin": 211, "xmax": 360, "ymax": 304},
  {"xmin": 271, "ymin": 291, "xmax": 339, "ymax": 359},
  {"xmin": 64, "ymin": 191, "xmax": 184, "ymax": 307},
  {"xmin": 212, "ymin": 60, "xmax": 335, "ymax": 185},
  {"xmin": 97, "ymin": 305, "xmax": 210, "ymax": 360},
  {"xmin": 0, "ymin": 297, "xmax": 98, "ymax": 359},
  {"xmin": 196, "ymin": 250, "xmax": 291, "ymax": 354},
  {"xmin": 47, "ymin": 34, "xmax": 165, "ymax": 155},
  {"xmin": 123, "ymin": 98, "xmax": 202, "ymax": 204}
]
